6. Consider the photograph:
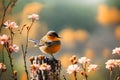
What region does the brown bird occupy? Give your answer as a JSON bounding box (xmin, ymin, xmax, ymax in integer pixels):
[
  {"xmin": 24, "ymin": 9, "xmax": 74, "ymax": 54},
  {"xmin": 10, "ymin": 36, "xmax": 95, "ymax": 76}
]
[{"xmin": 29, "ymin": 31, "xmax": 61, "ymax": 58}]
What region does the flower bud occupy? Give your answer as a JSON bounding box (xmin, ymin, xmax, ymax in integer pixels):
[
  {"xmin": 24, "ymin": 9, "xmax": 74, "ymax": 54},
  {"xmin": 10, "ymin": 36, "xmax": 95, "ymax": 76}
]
[
  {"xmin": 13, "ymin": 70, "xmax": 17, "ymax": 76},
  {"xmin": 38, "ymin": 55, "xmax": 45, "ymax": 60},
  {"xmin": 29, "ymin": 56, "xmax": 34, "ymax": 64}
]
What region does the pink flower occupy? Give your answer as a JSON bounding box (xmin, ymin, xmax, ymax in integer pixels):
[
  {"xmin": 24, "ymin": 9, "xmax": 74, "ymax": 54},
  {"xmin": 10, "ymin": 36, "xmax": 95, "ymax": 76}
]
[
  {"xmin": 78, "ymin": 57, "xmax": 91, "ymax": 64},
  {"xmin": 0, "ymin": 34, "xmax": 9, "ymax": 45},
  {"xmin": 0, "ymin": 63, "xmax": 6, "ymax": 70},
  {"xmin": 9, "ymin": 44, "xmax": 19, "ymax": 53},
  {"xmin": 88, "ymin": 64, "xmax": 99, "ymax": 72},
  {"xmin": 112, "ymin": 47, "xmax": 120, "ymax": 55},
  {"xmin": 30, "ymin": 64, "xmax": 40, "ymax": 74},
  {"xmin": 105, "ymin": 59, "xmax": 117, "ymax": 70},
  {"xmin": 67, "ymin": 64, "xmax": 80, "ymax": 74},
  {"xmin": 4, "ymin": 20, "xmax": 18, "ymax": 29},
  {"xmin": 28, "ymin": 14, "xmax": 39, "ymax": 21},
  {"xmin": 39, "ymin": 63, "xmax": 51, "ymax": 71}
]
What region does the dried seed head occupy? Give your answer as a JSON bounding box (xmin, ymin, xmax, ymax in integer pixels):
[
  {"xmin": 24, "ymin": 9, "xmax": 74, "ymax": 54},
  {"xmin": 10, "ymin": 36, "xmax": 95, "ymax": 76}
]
[
  {"xmin": 72, "ymin": 55, "xmax": 77, "ymax": 60},
  {"xmin": 38, "ymin": 55, "xmax": 45, "ymax": 60},
  {"xmin": 80, "ymin": 71, "xmax": 85, "ymax": 75},
  {"xmin": 14, "ymin": 70, "xmax": 17, "ymax": 76},
  {"xmin": 69, "ymin": 57, "xmax": 74, "ymax": 64},
  {"xmin": 73, "ymin": 59, "xmax": 78, "ymax": 64},
  {"xmin": 29, "ymin": 56, "xmax": 34, "ymax": 64}
]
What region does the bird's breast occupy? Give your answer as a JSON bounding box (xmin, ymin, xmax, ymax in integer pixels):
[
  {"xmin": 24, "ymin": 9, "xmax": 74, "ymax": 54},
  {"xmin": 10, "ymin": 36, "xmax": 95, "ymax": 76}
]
[{"xmin": 39, "ymin": 42, "xmax": 61, "ymax": 54}]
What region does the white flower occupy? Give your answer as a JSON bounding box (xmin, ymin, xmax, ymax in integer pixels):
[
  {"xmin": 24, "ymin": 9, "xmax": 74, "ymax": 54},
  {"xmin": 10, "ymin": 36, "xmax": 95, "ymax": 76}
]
[
  {"xmin": 78, "ymin": 57, "xmax": 91, "ymax": 64},
  {"xmin": 112, "ymin": 47, "xmax": 120, "ymax": 55},
  {"xmin": 28, "ymin": 14, "xmax": 39, "ymax": 21},
  {"xmin": 105, "ymin": 59, "xmax": 117, "ymax": 70},
  {"xmin": 4, "ymin": 20, "xmax": 18, "ymax": 29},
  {"xmin": 67, "ymin": 64, "xmax": 80, "ymax": 74},
  {"xmin": 88, "ymin": 64, "xmax": 99, "ymax": 72}
]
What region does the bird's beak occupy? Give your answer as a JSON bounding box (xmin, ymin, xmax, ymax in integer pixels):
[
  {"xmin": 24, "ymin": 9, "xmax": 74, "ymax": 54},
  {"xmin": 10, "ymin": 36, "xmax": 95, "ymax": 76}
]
[{"xmin": 58, "ymin": 36, "xmax": 61, "ymax": 38}]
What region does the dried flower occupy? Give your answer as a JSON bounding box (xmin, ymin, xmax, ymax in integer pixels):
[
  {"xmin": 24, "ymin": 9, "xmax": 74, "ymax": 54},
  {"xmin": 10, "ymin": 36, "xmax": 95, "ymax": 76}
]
[
  {"xmin": 88, "ymin": 64, "xmax": 99, "ymax": 72},
  {"xmin": 73, "ymin": 59, "xmax": 78, "ymax": 64},
  {"xmin": 67, "ymin": 64, "xmax": 80, "ymax": 74},
  {"xmin": 29, "ymin": 56, "xmax": 35, "ymax": 63},
  {"xmin": 38, "ymin": 55, "xmax": 45, "ymax": 60},
  {"xmin": 78, "ymin": 57, "xmax": 91, "ymax": 64},
  {"xmin": 72, "ymin": 55, "xmax": 77, "ymax": 60},
  {"xmin": 80, "ymin": 71, "xmax": 85, "ymax": 75},
  {"xmin": 39, "ymin": 63, "xmax": 51, "ymax": 71},
  {"xmin": 112, "ymin": 47, "xmax": 120, "ymax": 55},
  {"xmin": 0, "ymin": 34, "xmax": 9, "ymax": 45},
  {"xmin": 4, "ymin": 20, "xmax": 18, "ymax": 29},
  {"xmin": 28, "ymin": 14, "xmax": 39, "ymax": 21},
  {"xmin": 69, "ymin": 55, "xmax": 78, "ymax": 64},
  {"xmin": 69, "ymin": 57, "xmax": 74, "ymax": 63},
  {"xmin": 30, "ymin": 64, "xmax": 40, "ymax": 74},
  {"xmin": 9, "ymin": 44, "xmax": 19, "ymax": 53}
]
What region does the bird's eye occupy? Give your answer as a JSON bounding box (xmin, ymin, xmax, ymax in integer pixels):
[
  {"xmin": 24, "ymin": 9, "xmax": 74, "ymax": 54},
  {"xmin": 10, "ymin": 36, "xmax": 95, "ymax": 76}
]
[{"xmin": 49, "ymin": 34, "xmax": 53, "ymax": 36}]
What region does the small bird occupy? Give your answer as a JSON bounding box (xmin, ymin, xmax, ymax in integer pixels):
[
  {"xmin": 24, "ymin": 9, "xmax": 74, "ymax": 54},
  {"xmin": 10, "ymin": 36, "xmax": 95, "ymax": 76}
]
[{"xmin": 29, "ymin": 31, "xmax": 61, "ymax": 58}]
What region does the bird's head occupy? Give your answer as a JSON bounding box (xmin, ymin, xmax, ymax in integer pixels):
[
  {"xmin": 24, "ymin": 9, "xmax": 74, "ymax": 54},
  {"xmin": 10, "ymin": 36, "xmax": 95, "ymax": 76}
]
[{"xmin": 46, "ymin": 31, "xmax": 61, "ymax": 40}]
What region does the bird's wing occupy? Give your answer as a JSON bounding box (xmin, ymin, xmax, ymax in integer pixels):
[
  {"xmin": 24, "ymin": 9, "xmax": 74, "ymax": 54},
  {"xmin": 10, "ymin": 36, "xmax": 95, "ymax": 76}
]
[
  {"xmin": 46, "ymin": 41, "xmax": 60, "ymax": 47},
  {"xmin": 40, "ymin": 38, "xmax": 60, "ymax": 47}
]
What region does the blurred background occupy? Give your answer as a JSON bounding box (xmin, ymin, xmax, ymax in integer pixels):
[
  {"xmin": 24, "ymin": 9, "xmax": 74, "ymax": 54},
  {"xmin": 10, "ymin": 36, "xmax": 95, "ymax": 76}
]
[{"xmin": 0, "ymin": 0, "xmax": 120, "ymax": 80}]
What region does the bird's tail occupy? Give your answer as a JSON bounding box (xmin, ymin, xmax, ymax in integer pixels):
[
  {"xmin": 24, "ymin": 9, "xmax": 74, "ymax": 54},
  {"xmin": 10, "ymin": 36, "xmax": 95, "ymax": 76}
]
[{"xmin": 28, "ymin": 39, "xmax": 43, "ymax": 47}]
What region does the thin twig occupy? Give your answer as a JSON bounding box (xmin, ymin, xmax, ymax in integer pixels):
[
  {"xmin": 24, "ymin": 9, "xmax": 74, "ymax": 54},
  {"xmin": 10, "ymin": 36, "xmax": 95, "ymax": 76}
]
[
  {"xmin": 83, "ymin": 63, "xmax": 88, "ymax": 80},
  {"xmin": 0, "ymin": 0, "xmax": 12, "ymax": 32},
  {"xmin": 63, "ymin": 75, "xmax": 67, "ymax": 80},
  {"xmin": 74, "ymin": 72, "xmax": 77, "ymax": 80},
  {"xmin": 21, "ymin": 44, "xmax": 29, "ymax": 80},
  {"xmin": 21, "ymin": 20, "xmax": 34, "ymax": 80},
  {"xmin": 110, "ymin": 70, "xmax": 112, "ymax": 80},
  {"xmin": 19, "ymin": 24, "xmax": 27, "ymax": 34},
  {"xmin": 5, "ymin": 45, "xmax": 16, "ymax": 80},
  {"xmin": 0, "ymin": 70, "xmax": 3, "ymax": 80},
  {"xmin": 2, "ymin": 46, "xmax": 4, "ymax": 63},
  {"xmin": 10, "ymin": 29, "xmax": 14, "ymax": 45}
]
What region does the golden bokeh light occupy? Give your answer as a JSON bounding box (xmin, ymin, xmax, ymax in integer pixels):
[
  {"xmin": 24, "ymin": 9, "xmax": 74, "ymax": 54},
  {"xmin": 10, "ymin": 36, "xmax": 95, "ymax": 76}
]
[
  {"xmin": 110, "ymin": 7, "xmax": 119, "ymax": 23},
  {"xmin": 20, "ymin": 72, "xmax": 27, "ymax": 80},
  {"xmin": 74, "ymin": 29, "xmax": 88, "ymax": 42},
  {"xmin": 59, "ymin": 28, "xmax": 75, "ymax": 48},
  {"xmin": 59, "ymin": 53, "xmax": 72, "ymax": 68},
  {"xmin": 102, "ymin": 48, "xmax": 110, "ymax": 58},
  {"xmin": 97, "ymin": 4, "xmax": 111, "ymax": 24},
  {"xmin": 97, "ymin": 4, "xmax": 120, "ymax": 25},
  {"xmin": 59, "ymin": 28, "xmax": 89, "ymax": 48},
  {"xmin": 84, "ymin": 48, "xmax": 94, "ymax": 59},
  {"xmin": 115, "ymin": 26, "xmax": 120, "ymax": 40}
]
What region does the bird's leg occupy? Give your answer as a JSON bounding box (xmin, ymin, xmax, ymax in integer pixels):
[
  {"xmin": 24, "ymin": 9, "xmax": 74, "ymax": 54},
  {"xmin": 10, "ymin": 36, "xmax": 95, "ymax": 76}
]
[{"xmin": 50, "ymin": 54, "xmax": 56, "ymax": 60}]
